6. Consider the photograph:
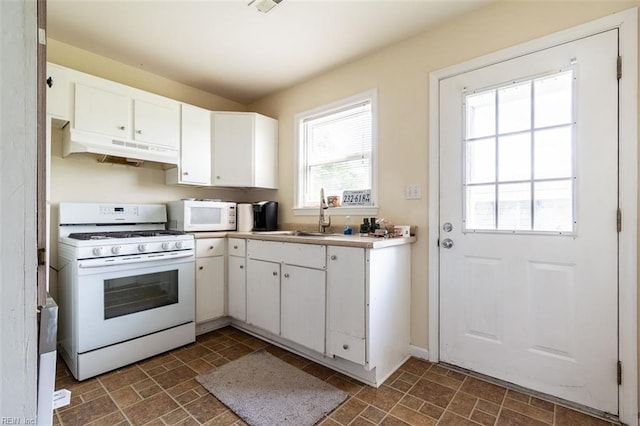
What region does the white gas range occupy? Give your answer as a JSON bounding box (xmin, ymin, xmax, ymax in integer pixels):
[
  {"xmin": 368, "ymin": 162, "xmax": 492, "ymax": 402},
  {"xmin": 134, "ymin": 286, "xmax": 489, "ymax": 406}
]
[{"xmin": 57, "ymin": 202, "xmax": 196, "ymax": 381}]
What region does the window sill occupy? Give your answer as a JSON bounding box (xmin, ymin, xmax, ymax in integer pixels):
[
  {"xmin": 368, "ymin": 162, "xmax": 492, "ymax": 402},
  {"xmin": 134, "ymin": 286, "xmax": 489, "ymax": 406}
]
[{"xmin": 293, "ymin": 206, "xmax": 379, "ymax": 216}]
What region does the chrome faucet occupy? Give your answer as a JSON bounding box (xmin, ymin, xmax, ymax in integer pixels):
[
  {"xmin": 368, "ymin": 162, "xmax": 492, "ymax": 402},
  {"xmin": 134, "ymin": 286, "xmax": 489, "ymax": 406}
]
[{"xmin": 319, "ymin": 188, "xmax": 331, "ymax": 232}]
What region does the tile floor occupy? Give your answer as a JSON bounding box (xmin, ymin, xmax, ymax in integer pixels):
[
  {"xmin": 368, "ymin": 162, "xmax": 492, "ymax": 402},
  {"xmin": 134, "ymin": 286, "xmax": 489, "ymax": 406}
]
[{"xmin": 54, "ymin": 327, "xmax": 618, "ymax": 426}]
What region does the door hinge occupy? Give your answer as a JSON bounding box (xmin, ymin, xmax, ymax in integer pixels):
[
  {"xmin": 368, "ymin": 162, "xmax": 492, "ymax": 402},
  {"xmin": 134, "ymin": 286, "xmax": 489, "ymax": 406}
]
[
  {"xmin": 617, "ymin": 56, "xmax": 622, "ymax": 80},
  {"xmin": 37, "ymin": 248, "xmax": 46, "ymax": 266},
  {"xmin": 617, "ymin": 360, "xmax": 622, "ymax": 385},
  {"xmin": 617, "ymin": 208, "xmax": 622, "ymax": 232}
]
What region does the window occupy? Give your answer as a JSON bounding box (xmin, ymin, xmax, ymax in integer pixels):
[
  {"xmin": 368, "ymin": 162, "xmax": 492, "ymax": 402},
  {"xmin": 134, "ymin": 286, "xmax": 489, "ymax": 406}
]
[
  {"xmin": 464, "ymin": 70, "xmax": 575, "ymax": 233},
  {"xmin": 294, "ymin": 90, "xmax": 377, "ymax": 214}
]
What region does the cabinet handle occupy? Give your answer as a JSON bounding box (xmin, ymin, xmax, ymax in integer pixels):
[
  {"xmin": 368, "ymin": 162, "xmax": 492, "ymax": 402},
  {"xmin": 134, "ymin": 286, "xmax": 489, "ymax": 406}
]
[
  {"xmin": 331, "ymin": 255, "xmax": 337, "ymax": 260},
  {"xmin": 216, "ymin": 176, "xmax": 221, "ymax": 180},
  {"xmin": 272, "ymin": 271, "xmax": 277, "ymax": 276},
  {"xmin": 46, "ymin": 76, "xmax": 53, "ymax": 88},
  {"xmin": 198, "ymin": 266, "xmax": 204, "ymax": 270},
  {"xmin": 240, "ymin": 265, "xmax": 244, "ymax": 269},
  {"xmin": 183, "ymin": 171, "xmax": 189, "ymax": 176},
  {"xmin": 209, "ymin": 246, "xmax": 214, "ymax": 250},
  {"xmin": 117, "ymin": 125, "xmax": 125, "ymax": 131},
  {"xmin": 233, "ymin": 245, "xmax": 238, "ymax": 249},
  {"xmin": 284, "ymin": 273, "xmax": 290, "ymax": 278},
  {"xmin": 343, "ymin": 344, "xmax": 349, "ymax": 350},
  {"xmin": 136, "ymin": 129, "xmax": 143, "ymax": 134}
]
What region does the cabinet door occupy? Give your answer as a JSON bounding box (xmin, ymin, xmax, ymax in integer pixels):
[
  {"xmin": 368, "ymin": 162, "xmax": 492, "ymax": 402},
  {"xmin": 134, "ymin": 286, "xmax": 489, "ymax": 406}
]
[
  {"xmin": 281, "ymin": 264, "xmax": 326, "ymax": 353},
  {"xmin": 133, "ymin": 98, "xmax": 179, "ymax": 149},
  {"xmin": 212, "ymin": 113, "xmax": 253, "ymax": 186},
  {"xmin": 228, "ymin": 255, "xmax": 246, "ymax": 321},
  {"xmin": 74, "ymin": 83, "xmax": 130, "ymax": 139},
  {"xmin": 180, "ymin": 104, "xmax": 211, "ymax": 185},
  {"xmin": 246, "ymin": 259, "xmax": 280, "ymax": 335},
  {"xmin": 195, "ymin": 257, "xmax": 225, "ymax": 323},
  {"xmin": 327, "ymin": 246, "xmax": 366, "ymax": 364},
  {"xmin": 46, "ymin": 63, "xmax": 70, "ymax": 119}
]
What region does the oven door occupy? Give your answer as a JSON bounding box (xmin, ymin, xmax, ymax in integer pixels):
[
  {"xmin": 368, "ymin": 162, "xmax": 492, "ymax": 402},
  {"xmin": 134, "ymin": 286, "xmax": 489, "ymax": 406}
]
[{"xmin": 75, "ymin": 252, "xmax": 195, "ymax": 353}]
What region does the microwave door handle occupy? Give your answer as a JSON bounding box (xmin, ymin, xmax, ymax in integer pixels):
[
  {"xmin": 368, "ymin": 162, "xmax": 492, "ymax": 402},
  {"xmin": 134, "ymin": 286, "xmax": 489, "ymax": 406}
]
[{"xmin": 78, "ymin": 251, "xmax": 194, "ymax": 268}]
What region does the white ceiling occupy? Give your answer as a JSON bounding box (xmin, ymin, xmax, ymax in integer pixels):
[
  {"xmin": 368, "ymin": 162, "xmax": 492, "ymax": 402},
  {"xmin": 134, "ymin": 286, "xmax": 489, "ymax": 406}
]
[{"xmin": 47, "ymin": 0, "xmax": 492, "ymax": 104}]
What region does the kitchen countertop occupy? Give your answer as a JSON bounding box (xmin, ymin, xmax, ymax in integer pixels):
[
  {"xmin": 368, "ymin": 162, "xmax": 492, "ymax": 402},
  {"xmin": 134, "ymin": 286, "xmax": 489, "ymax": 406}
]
[{"xmin": 191, "ymin": 230, "xmax": 416, "ymax": 249}]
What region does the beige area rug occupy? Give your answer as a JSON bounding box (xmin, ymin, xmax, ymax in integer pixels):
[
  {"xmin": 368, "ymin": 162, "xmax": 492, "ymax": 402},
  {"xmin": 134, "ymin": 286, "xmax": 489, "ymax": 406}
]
[{"xmin": 196, "ymin": 349, "xmax": 348, "ymax": 426}]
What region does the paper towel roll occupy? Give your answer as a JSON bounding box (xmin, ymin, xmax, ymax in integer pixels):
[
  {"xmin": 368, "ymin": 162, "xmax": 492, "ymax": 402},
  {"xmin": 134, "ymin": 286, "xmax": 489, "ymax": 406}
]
[{"xmin": 237, "ymin": 203, "xmax": 254, "ymax": 232}]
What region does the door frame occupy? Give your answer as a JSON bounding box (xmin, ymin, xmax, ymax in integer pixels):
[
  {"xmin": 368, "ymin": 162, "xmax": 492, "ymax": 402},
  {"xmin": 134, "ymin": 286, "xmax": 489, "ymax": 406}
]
[{"xmin": 427, "ymin": 8, "xmax": 638, "ymax": 425}]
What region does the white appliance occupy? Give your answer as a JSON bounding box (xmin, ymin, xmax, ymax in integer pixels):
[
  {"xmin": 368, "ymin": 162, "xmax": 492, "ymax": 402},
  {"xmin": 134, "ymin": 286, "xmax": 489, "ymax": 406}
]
[
  {"xmin": 57, "ymin": 202, "xmax": 195, "ymax": 381},
  {"xmin": 167, "ymin": 199, "xmax": 236, "ymax": 232}
]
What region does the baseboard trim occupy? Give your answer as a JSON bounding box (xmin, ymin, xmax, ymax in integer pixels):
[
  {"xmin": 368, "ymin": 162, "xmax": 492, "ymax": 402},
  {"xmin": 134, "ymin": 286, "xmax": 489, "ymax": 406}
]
[{"xmin": 409, "ymin": 345, "xmax": 429, "ymax": 361}]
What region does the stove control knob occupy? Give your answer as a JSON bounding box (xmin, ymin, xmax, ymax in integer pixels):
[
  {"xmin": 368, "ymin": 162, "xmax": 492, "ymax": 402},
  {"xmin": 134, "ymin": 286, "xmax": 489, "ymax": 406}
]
[
  {"xmin": 175, "ymin": 241, "xmax": 183, "ymax": 249},
  {"xmin": 162, "ymin": 242, "xmax": 172, "ymax": 250},
  {"xmin": 111, "ymin": 246, "xmax": 121, "ymax": 255},
  {"xmin": 138, "ymin": 244, "xmax": 147, "ymax": 252},
  {"xmin": 92, "ymin": 247, "xmax": 104, "ymax": 256}
]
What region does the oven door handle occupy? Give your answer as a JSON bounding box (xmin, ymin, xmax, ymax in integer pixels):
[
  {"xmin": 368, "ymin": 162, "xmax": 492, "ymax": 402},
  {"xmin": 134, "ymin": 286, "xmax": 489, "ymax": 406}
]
[{"xmin": 78, "ymin": 251, "xmax": 194, "ymax": 268}]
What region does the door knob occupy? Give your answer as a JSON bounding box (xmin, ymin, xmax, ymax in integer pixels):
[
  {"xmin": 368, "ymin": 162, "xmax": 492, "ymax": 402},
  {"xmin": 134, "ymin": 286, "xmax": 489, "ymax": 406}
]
[
  {"xmin": 441, "ymin": 238, "xmax": 454, "ymax": 249},
  {"xmin": 442, "ymin": 222, "xmax": 453, "ymax": 232}
]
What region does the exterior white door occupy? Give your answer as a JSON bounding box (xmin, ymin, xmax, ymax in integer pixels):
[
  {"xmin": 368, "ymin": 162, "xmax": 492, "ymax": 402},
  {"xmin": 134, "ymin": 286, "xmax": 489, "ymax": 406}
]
[{"xmin": 439, "ymin": 29, "xmax": 619, "ymax": 414}]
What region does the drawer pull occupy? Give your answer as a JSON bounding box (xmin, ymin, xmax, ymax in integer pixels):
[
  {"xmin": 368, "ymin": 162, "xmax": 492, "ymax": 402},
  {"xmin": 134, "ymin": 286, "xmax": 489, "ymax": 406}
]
[
  {"xmin": 234, "ymin": 245, "xmax": 238, "ymax": 249},
  {"xmin": 240, "ymin": 265, "xmax": 244, "ymax": 269},
  {"xmin": 198, "ymin": 266, "xmax": 204, "ymax": 270},
  {"xmin": 343, "ymin": 344, "xmax": 349, "ymax": 350},
  {"xmin": 331, "ymin": 255, "xmax": 337, "ymax": 260},
  {"xmin": 272, "ymin": 271, "xmax": 278, "ymax": 276},
  {"xmin": 284, "ymin": 273, "xmax": 290, "ymax": 278},
  {"xmin": 209, "ymin": 246, "xmax": 214, "ymax": 250}
]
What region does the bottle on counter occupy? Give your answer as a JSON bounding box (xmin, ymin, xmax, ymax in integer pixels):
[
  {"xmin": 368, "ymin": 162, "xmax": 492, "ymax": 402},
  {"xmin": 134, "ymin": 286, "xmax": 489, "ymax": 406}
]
[
  {"xmin": 343, "ymin": 216, "xmax": 353, "ymax": 235},
  {"xmin": 359, "ymin": 218, "xmax": 370, "ymax": 235}
]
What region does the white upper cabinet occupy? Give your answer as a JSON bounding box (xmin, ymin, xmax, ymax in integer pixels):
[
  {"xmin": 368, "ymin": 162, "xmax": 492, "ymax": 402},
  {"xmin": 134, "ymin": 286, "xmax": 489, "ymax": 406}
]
[
  {"xmin": 133, "ymin": 98, "xmax": 180, "ymax": 148},
  {"xmin": 212, "ymin": 112, "xmax": 278, "ymax": 189},
  {"xmin": 166, "ymin": 104, "xmax": 211, "ymax": 186},
  {"xmin": 46, "ymin": 63, "xmax": 71, "ymax": 120},
  {"xmin": 74, "ymin": 83, "xmax": 131, "ymax": 139}
]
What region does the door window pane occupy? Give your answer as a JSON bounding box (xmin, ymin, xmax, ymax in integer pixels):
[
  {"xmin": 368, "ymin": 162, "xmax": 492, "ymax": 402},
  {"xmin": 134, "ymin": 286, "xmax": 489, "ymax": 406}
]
[
  {"xmin": 466, "ymin": 91, "xmax": 495, "ymax": 139},
  {"xmin": 498, "ymin": 82, "xmax": 531, "ymax": 134},
  {"xmin": 498, "ymin": 133, "xmax": 531, "ymax": 181},
  {"xmin": 463, "ymin": 69, "xmax": 575, "ymax": 234},
  {"xmin": 466, "ymin": 138, "xmax": 495, "ymax": 184},
  {"xmin": 534, "ymin": 71, "xmax": 573, "ymax": 128},
  {"xmin": 498, "ymin": 183, "xmax": 532, "ymax": 230},
  {"xmin": 534, "ymin": 127, "xmax": 573, "ymax": 179},
  {"xmin": 466, "ymin": 185, "xmax": 496, "ymax": 230},
  {"xmin": 534, "ymin": 180, "xmax": 573, "ymax": 232}
]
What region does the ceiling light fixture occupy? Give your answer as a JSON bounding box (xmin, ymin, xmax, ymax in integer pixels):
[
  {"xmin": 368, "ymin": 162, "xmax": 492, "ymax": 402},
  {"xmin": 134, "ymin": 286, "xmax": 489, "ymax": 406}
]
[{"xmin": 248, "ymin": 0, "xmax": 283, "ymax": 14}]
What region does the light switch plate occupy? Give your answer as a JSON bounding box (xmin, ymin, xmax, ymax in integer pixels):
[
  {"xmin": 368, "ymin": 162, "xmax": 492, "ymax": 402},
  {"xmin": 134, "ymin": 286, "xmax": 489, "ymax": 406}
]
[{"xmin": 405, "ymin": 184, "xmax": 422, "ymax": 200}]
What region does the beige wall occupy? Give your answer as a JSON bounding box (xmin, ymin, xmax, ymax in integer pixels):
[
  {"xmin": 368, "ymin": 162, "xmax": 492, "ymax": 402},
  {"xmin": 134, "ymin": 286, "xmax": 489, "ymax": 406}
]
[{"xmin": 248, "ymin": 0, "xmax": 638, "ymax": 349}]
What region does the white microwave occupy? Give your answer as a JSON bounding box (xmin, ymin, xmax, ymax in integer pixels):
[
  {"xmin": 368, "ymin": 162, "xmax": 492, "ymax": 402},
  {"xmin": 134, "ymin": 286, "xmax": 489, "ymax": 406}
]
[{"xmin": 167, "ymin": 200, "xmax": 236, "ymax": 232}]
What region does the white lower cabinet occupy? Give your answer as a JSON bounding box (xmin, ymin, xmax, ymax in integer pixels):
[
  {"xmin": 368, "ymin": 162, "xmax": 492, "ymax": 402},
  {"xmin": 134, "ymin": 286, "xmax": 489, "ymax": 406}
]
[
  {"xmin": 195, "ymin": 238, "xmax": 225, "ymax": 323},
  {"xmin": 280, "ymin": 264, "xmax": 326, "ymax": 353},
  {"xmin": 246, "ymin": 259, "xmax": 281, "ymax": 335},
  {"xmin": 327, "ymin": 246, "xmax": 366, "ymax": 365},
  {"xmin": 227, "ymin": 238, "xmax": 246, "ymax": 321}
]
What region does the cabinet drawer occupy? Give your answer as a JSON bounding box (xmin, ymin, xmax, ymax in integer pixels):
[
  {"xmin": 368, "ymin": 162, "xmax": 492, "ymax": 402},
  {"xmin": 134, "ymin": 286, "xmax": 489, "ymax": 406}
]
[
  {"xmin": 196, "ymin": 238, "xmax": 225, "ymax": 257},
  {"xmin": 228, "ymin": 238, "xmax": 246, "ymax": 257},
  {"xmin": 329, "ymin": 331, "xmax": 365, "ymax": 365},
  {"xmin": 247, "ymin": 240, "xmax": 326, "ymax": 269}
]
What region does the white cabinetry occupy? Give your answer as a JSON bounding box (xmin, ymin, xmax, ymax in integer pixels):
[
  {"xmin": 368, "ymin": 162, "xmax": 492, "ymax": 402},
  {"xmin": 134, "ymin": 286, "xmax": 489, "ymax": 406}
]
[
  {"xmin": 281, "ymin": 264, "xmax": 326, "ymax": 353},
  {"xmin": 246, "ymin": 240, "xmax": 326, "ymax": 352},
  {"xmin": 327, "ymin": 246, "xmax": 366, "ymax": 365},
  {"xmin": 166, "ymin": 104, "xmax": 211, "ymax": 185},
  {"xmin": 227, "ymin": 238, "xmax": 246, "ymax": 321},
  {"xmin": 46, "ymin": 63, "xmax": 71, "ymax": 120},
  {"xmin": 195, "ymin": 238, "xmax": 225, "ymax": 323},
  {"xmin": 212, "ymin": 112, "xmax": 278, "ymax": 189},
  {"xmin": 246, "ymin": 258, "xmax": 281, "ymax": 335}
]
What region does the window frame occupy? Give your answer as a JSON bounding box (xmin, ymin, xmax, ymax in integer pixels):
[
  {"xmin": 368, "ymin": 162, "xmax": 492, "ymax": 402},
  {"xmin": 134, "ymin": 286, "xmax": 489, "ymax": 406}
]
[{"xmin": 293, "ymin": 89, "xmax": 379, "ymax": 216}]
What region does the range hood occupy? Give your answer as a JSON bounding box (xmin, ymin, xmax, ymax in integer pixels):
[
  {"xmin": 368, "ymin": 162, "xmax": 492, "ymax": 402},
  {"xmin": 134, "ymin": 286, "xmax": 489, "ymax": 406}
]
[{"xmin": 62, "ymin": 127, "xmax": 179, "ymax": 166}]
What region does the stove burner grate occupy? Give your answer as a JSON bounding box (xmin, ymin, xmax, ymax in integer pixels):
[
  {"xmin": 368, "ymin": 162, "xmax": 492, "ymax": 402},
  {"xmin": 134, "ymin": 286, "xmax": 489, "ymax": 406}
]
[{"xmin": 67, "ymin": 230, "xmax": 186, "ymax": 240}]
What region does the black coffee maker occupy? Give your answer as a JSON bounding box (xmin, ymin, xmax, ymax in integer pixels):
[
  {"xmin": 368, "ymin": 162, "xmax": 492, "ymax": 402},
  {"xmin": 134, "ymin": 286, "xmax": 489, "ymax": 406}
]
[{"xmin": 252, "ymin": 201, "xmax": 278, "ymax": 231}]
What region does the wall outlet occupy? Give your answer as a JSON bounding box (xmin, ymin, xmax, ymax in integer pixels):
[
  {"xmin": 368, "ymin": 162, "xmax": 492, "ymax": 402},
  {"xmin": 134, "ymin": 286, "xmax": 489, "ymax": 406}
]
[{"xmin": 405, "ymin": 183, "xmax": 422, "ymax": 200}]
